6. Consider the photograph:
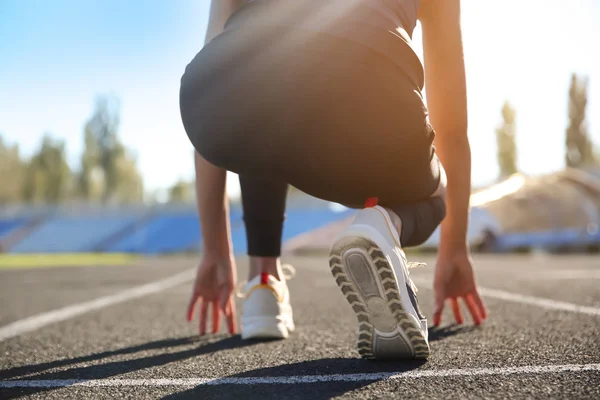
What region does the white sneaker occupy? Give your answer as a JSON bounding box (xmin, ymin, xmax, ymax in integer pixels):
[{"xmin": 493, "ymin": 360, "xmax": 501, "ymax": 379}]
[
  {"xmin": 239, "ymin": 265, "xmax": 295, "ymax": 340},
  {"xmin": 329, "ymin": 205, "xmax": 430, "ymax": 359}
]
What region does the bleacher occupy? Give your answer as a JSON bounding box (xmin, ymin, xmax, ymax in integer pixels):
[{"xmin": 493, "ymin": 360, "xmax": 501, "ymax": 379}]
[
  {"xmin": 0, "ymin": 218, "xmax": 25, "ymax": 239},
  {"xmin": 9, "ymin": 213, "xmax": 139, "ymax": 253},
  {"xmin": 226, "ymin": 207, "xmax": 354, "ymax": 254},
  {"xmin": 107, "ymin": 212, "xmax": 201, "ymax": 254},
  {"xmin": 0, "ymin": 195, "xmax": 354, "ymax": 255},
  {"xmin": 105, "ymin": 205, "xmax": 351, "ymax": 255}
]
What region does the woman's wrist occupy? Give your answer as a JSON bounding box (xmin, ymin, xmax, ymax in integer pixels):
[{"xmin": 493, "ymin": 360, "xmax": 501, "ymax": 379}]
[
  {"xmin": 439, "ymin": 223, "xmax": 469, "ymax": 255},
  {"xmin": 202, "ymin": 231, "xmax": 233, "ymax": 260},
  {"xmin": 202, "ymin": 234, "xmax": 234, "ymax": 261},
  {"xmin": 439, "ymin": 197, "xmax": 470, "ymax": 252},
  {"xmin": 203, "ymin": 247, "xmax": 234, "ymax": 262}
]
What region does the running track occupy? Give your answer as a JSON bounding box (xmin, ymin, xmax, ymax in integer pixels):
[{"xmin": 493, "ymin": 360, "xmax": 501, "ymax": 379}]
[{"xmin": 1, "ymin": 254, "xmax": 599, "ymax": 399}]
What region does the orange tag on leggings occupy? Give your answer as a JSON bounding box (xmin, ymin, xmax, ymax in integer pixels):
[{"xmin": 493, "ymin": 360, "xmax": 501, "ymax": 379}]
[
  {"xmin": 260, "ymin": 272, "xmax": 269, "ymax": 285},
  {"xmin": 364, "ymin": 197, "xmax": 379, "ymax": 208}
]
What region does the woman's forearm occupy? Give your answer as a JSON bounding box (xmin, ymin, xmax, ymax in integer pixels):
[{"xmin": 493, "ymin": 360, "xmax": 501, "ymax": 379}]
[
  {"xmin": 435, "ymin": 136, "xmax": 471, "ymax": 249},
  {"xmin": 194, "ymin": 151, "xmax": 233, "ymax": 258},
  {"xmin": 420, "ymin": 0, "xmax": 471, "ymax": 250}
]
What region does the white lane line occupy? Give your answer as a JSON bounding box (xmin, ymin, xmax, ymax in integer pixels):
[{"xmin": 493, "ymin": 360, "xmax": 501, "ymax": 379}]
[
  {"xmin": 0, "ymin": 269, "xmax": 195, "ymax": 342},
  {"xmin": 304, "ymin": 262, "xmax": 600, "ymax": 317},
  {"xmin": 1, "ymin": 364, "xmax": 599, "ymax": 387},
  {"xmin": 532, "ymin": 270, "xmax": 600, "ymax": 281},
  {"xmin": 407, "ymin": 277, "xmax": 600, "ymax": 317},
  {"xmin": 477, "ymin": 287, "xmax": 600, "ymax": 316}
]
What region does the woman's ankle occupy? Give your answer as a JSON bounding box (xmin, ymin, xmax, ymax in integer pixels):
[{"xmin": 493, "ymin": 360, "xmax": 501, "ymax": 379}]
[{"xmin": 248, "ymin": 256, "xmax": 282, "ymax": 281}]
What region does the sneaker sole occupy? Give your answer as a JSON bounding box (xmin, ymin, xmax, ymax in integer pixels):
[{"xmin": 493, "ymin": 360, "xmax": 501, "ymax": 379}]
[{"xmin": 329, "ymin": 236, "xmax": 430, "ymax": 360}]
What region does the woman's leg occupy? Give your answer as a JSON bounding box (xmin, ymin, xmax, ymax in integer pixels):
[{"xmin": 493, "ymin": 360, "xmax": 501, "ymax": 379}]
[
  {"xmin": 387, "ymin": 164, "xmax": 447, "ymax": 247},
  {"xmin": 239, "ymin": 174, "xmax": 288, "ymax": 280}
]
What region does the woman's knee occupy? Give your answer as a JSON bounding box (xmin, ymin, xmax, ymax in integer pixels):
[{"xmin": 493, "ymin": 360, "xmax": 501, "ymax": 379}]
[
  {"xmin": 431, "ymin": 161, "xmax": 447, "ymax": 198},
  {"xmin": 428, "ymin": 196, "xmax": 447, "ymax": 226},
  {"xmin": 392, "ymin": 196, "xmax": 446, "ymax": 248}
]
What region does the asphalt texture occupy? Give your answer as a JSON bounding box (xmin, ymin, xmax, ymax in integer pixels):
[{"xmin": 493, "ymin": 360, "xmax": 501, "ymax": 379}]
[{"xmin": 1, "ymin": 254, "xmax": 599, "ymax": 399}]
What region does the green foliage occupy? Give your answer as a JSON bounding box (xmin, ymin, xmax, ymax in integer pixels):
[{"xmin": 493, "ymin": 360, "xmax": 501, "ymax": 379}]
[
  {"xmin": 76, "ymin": 94, "xmax": 144, "ymax": 203},
  {"xmin": 22, "ymin": 134, "xmax": 72, "ymax": 203},
  {"xmin": 565, "ymin": 74, "xmax": 595, "ymax": 168},
  {"xmin": 114, "ymin": 146, "xmax": 144, "ymax": 203},
  {"xmin": 77, "ymin": 124, "xmax": 103, "ymax": 201},
  {"xmin": 0, "ymin": 93, "xmax": 145, "ymax": 205},
  {"xmin": 0, "ymin": 135, "xmax": 26, "ymax": 204},
  {"xmin": 168, "ymin": 179, "xmax": 193, "ymax": 203},
  {"xmin": 496, "ymin": 101, "xmax": 518, "ymax": 180}
]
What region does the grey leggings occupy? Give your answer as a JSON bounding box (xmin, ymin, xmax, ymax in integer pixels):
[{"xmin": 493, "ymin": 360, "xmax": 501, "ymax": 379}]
[{"xmin": 180, "ymin": 9, "xmax": 446, "ymax": 256}]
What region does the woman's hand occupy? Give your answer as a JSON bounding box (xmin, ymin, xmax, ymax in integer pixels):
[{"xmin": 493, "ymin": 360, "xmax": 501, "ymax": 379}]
[
  {"xmin": 187, "ymin": 254, "xmax": 237, "ymax": 335},
  {"xmin": 433, "ymin": 246, "xmax": 488, "ymax": 327}
]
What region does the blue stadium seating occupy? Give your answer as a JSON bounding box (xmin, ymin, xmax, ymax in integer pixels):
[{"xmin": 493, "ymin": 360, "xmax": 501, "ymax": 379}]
[
  {"xmin": 10, "ymin": 215, "xmax": 137, "ymax": 253},
  {"xmin": 229, "ymin": 208, "xmax": 354, "ymax": 254},
  {"xmin": 283, "ymin": 209, "xmax": 354, "ymax": 242},
  {"xmin": 3, "ymin": 204, "xmax": 354, "ymax": 254},
  {"xmin": 107, "ymin": 213, "xmax": 202, "ymax": 254},
  {"xmin": 0, "ymin": 218, "xmax": 25, "ymax": 239}
]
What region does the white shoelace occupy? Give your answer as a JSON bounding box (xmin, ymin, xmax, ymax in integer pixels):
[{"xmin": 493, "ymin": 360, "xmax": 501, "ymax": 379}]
[
  {"xmin": 236, "ymin": 263, "xmax": 296, "ymax": 299},
  {"xmin": 406, "ymin": 261, "xmax": 426, "ymax": 293},
  {"xmin": 407, "ymin": 262, "xmax": 427, "ymax": 269}
]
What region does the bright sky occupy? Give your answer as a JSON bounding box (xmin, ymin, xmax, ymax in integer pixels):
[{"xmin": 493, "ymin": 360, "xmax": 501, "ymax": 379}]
[{"xmin": 0, "ymin": 0, "xmax": 598, "ymax": 200}]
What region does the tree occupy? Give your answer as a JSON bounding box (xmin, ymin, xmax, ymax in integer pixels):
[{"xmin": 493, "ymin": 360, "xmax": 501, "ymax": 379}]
[
  {"xmin": 77, "ymin": 126, "xmax": 103, "ymax": 201},
  {"xmin": 77, "ymin": 94, "xmax": 144, "ymax": 203},
  {"xmin": 22, "ymin": 134, "xmax": 72, "ymax": 203},
  {"xmin": 82, "ymin": 94, "xmax": 121, "ymax": 202},
  {"xmin": 0, "ymin": 135, "xmax": 26, "ymax": 204},
  {"xmin": 76, "ymin": 124, "xmax": 104, "ymax": 201},
  {"xmin": 565, "ymin": 74, "xmax": 595, "ymax": 168},
  {"xmin": 168, "ymin": 179, "xmax": 193, "ymax": 203},
  {"xmin": 114, "ymin": 145, "xmax": 144, "ymax": 203},
  {"xmin": 496, "ymin": 101, "xmax": 518, "ymax": 180}
]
